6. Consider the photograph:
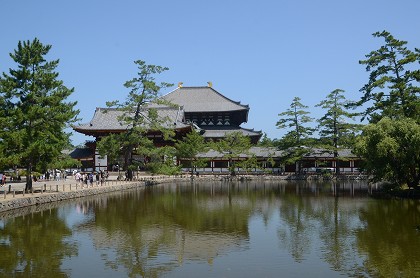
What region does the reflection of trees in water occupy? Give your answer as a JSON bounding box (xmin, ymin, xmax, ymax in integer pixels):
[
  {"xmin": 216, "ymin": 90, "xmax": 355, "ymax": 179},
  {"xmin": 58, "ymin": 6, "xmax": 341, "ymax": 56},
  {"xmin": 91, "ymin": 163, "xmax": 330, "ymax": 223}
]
[
  {"xmin": 277, "ymin": 181, "xmax": 373, "ymax": 277},
  {"xmin": 277, "ymin": 190, "xmax": 315, "ymax": 262},
  {"xmin": 0, "ymin": 210, "xmax": 77, "ymax": 277},
  {"xmin": 356, "ymin": 199, "xmax": 420, "ymax": 277},
  {"xmin": 75, "ymin": 183, "xmax": 256, "ymax": 277},
  {"xmin": 314, "ymin": 197, "xmax": 368, "ymax": 277}
]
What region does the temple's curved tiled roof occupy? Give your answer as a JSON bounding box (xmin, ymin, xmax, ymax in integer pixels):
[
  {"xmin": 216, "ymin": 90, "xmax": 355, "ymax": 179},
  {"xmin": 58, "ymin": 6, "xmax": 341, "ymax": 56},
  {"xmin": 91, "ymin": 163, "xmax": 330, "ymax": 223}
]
[
  {"xmin": 161, "ymin": 86, "xmax": 249, "ymax": 113},
  {"xmin": 74, "ymin": 106, "xmax": 189, "ymax": 135},
  {"xmin": 197, "ymin": 146, "xmax": 283, "ymax": 159},
  {"xmin": 200, "ymin": 126, "xmax": 262, "ymax": 139}
]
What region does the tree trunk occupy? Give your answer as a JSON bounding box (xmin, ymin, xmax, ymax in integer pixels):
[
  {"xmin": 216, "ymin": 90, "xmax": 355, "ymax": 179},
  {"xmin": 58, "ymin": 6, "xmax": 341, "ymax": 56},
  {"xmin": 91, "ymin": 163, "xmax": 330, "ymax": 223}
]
[
  {"xmin": 229, "ymin": 158, "xmax": 236, "ymax": 177},
  {"xmin": 25, "ymin": 164, "xmax": 32, "ymax": 192},
  {"xmin": 123, "ymin": 145, "xmax": 134, "ymax": 181},
  {"xmin": 334, "ymin": 151, "xmax": 340, "ymax": 176}
]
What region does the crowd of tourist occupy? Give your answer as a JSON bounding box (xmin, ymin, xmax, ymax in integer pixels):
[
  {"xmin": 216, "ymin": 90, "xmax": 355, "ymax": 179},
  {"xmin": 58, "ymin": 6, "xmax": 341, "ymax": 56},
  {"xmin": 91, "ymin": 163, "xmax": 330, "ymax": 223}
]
[
  {"xmin": 0, "ymin": 169, "xmax": 110, "ymax": 186},
  {"xmin": 74, "ymin": 170, "xmax": 109, "ymax": 187}
]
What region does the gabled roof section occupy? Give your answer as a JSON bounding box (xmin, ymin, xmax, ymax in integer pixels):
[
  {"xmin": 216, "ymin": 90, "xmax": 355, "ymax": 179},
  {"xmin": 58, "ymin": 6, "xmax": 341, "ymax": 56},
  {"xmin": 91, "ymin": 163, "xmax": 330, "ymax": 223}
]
[
  {"xmin": 73, "ymin": 106, "xmax": 190, "ymax": 136},
  {"xmin": 196, "ymin": 147, "xmax": 283, "ymax": 159},
  {"xmin": 200, "ymin": 126, "xmax": 262, "ymax": 139},
  {"xmin": 302, "ymin": 148, "xmax": 359, "ymax": 159},
  {"xmin": 161, "ymin": 86, "xmax": 249, "ymax": 113}
]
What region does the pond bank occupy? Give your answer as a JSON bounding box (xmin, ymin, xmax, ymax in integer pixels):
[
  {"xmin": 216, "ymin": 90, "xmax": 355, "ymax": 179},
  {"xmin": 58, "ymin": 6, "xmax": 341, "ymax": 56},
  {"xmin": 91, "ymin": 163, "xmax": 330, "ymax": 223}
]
[
  {"xmin": 0, "ymin": 175, "xmax": 190, "ymax": 212},
  {"xmin": 0, "ymin": 173, "xmax": 369, "ymax": 213},
  {"xmin": 0, "ymin": 182, "xmax": 144, "ymax": 212}
]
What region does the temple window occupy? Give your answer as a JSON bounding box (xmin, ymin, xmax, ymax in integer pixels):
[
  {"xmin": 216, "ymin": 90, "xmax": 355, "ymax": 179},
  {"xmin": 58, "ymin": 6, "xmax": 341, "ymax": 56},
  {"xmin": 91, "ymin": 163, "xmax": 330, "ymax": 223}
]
[
  {"xmin": 217, "ymin": 115, "xmax": 223, "ymax": 125},
  {"xmin": 208, "ymin": 115, "xmax": 214, "ymax": 125},
  {"xmin": 224, "ymin": 115, "xmax": 230, "ymax": 125},
  {"xmin": 200, "ymin": 114, "xmax": 207, "ymax": 125}
]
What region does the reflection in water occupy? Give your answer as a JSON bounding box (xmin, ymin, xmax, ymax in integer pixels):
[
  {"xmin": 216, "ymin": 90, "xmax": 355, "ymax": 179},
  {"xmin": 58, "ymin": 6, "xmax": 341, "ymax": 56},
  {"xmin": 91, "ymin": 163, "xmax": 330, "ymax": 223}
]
[
  {"xmin": 356, "ymin": 199, "xmax": 420, "ymax": 277},
  {"xmin": 77, "ymin": 182, "xmax": 252, "ymax": 277},
  {"xmin": 277, "ymin": 183, "xmax": 370, "ymax": 276},
  {"xmin": 0, "ymin": 180, "xmax": 419, "ymax": 277},
  {"xmin": 0, "ymin": 210, "xmax": 77, "ymax": 277}
]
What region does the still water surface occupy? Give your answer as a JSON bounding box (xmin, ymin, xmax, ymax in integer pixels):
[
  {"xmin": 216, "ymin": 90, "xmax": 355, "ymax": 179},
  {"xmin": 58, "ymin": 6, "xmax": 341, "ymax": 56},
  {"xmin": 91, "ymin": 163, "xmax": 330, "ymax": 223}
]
[{"xmin": 1, "ymin": 180, "xmax": 420, "ymax": 277}]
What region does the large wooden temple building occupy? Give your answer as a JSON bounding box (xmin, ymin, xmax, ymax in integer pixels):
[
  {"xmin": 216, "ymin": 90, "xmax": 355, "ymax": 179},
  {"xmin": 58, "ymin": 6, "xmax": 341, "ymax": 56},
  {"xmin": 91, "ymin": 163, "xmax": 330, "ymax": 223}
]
[
  {"xmin": 73, "ymin": 83, "xmax": 263, "ymax": 171},
  {"xmin": 156, "ymin": 83, "xmax": 262, "ymax": 143}
]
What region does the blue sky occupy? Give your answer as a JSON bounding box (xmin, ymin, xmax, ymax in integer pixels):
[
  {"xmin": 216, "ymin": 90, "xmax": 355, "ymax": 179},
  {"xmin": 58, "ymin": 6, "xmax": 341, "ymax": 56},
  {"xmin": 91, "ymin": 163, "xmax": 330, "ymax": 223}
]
[{"xmin": 1, "ymin": 0, "xmax": 420, "ymax": 145}]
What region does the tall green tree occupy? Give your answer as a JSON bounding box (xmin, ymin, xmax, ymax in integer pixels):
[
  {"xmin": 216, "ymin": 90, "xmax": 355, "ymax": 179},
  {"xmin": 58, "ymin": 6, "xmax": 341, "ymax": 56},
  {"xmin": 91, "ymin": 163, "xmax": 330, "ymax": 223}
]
[
  {"xmin": 96, "ymin": 60, "xmax": 174, "ymax": 178},
  {"xmin": 355, "ymin": 117, "xmax": 420, "ymax": 188},
  {"xmin": 211, "ymin": 131, "xmax": 251, "ymax": 176},
  {"xmin": 354, "ymin": 30, "xmax": 420, "ymax": 122},
  {"xmin": 0, "ymin": 38, "xmax": 79, "ymax": 190},
  {"xmin": 351, "ymin": 31, "xmax": 420, "ymax": 188},
  {"xmin": 276, "ymin": 97, "xmax": 314, "ymax": 173},
  {"xmin": 175, "ymin": 130, "xmax": 208, "ymax": 176},
  {"xmin": 257, "ymin": 133, "xmax": 275, "ymax": 147},
  {"xmin": 316, "ymin": 89, "xmax": 360, "ymax": 174}
]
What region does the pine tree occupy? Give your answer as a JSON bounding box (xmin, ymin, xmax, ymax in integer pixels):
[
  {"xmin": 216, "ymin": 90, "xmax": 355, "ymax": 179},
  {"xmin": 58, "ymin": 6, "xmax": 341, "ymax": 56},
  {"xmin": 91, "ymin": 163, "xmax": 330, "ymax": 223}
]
[
  {"xmin": 0, "ymin": 38, "xmax": 79, "ymax": 190},
  {"xmin": 276, "ymin": 97, "xmax": 314, "ymax": 173},
  {"xmin": 354, "ymin": 30, "xmax": 420, "ymax": 122},
  {"xmin": 316, "ymin": 89, "xmax": 360, "ymax": 174},
  {"xmin": 211, "ymin": 131, "xmax": 251, "ymax": 176},
  {"xmin": 97, "ymin": 60, "xmax": 175, "ymax": 178},
  {"xmin": 175, "ymin": 130, "xmax": 208, "ymax": 176}
]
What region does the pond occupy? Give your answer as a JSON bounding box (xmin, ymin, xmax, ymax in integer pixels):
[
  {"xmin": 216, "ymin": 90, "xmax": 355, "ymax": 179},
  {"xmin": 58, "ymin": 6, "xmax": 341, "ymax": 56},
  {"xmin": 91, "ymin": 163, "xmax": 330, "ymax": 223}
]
[{"xmin": 0, "ymin": 180, "xmax": 420, "ymax": 277}]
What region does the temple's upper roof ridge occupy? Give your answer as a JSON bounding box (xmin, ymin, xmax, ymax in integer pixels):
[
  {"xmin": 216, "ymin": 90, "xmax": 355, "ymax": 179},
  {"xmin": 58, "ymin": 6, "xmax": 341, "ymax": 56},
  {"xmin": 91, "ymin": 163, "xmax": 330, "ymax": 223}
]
[
  {"xmin": 161, "ymin": 85, "xmax": 249, "ymax": 112},
  {"xmin": 94, "ymin": 105, "xmax": 180, "ymax": 111}
]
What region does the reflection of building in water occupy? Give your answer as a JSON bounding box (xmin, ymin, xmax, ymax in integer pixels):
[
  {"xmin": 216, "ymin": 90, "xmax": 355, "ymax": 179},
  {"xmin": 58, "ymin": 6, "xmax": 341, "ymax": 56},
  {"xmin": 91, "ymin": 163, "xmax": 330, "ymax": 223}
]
[
  {"xmin": 87, "ymin": 226, "xmax": 248, "ymax": 267},
  {"xmin": 174, "ymin": 229, "xmax": 247, "ymax": 265}
]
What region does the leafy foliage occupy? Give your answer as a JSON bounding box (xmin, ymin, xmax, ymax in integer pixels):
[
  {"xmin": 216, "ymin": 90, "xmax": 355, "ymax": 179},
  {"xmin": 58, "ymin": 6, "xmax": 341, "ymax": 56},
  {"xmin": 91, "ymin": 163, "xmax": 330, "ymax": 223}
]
[
  {"xmin": 0, "ymin": 38, "xmax": 79, "ymax": 190},
  {"xmin": 236, "ymin": 155, "xmax": 261, "ymax": 174},
  {"xmin": 355, "ymin": 117, "xmax": 420, "ymax": 188},
  {"xmin": 351, "ymin": 31, "xmax": 420, "ymax": 188},
  {"xmin": 276, "ymin": 97, "xmax": 314, "ymax": 172},
  {"xmin": 210, "ymin": 132, "xmax": 251, "ymax": 176},
  {"xmin": 276, "ymin": 97, "xmax": 314, "ymax": 145},
  {"xmin": 257, "ymin": 133, "xmax": 276, "ymax": 147},
  {"xmin": 316, "ymin": 89, "xmax": 361, "ymax": 174},
  {"xmin": 146, "ymin": 145, "xmax": 180, "ymax": 175},
  {"xmin": 353, "ymin": 30, "xmax": 420, "ymax": 122},
  {"xmin": 175, "ymin": 130, "xmax": 208, "ymax": 175}
]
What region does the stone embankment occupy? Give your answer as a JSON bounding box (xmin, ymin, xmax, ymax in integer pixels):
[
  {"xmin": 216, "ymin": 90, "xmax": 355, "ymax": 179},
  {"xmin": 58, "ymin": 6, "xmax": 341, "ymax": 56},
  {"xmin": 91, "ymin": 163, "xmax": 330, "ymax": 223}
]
[
  {"xmin": 0, "ymin": 182, "xmax": 141, "ymax": 212},
  {"xmin": 0, "ymin": 175, "xmax": 186, "ymax": 213}
]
